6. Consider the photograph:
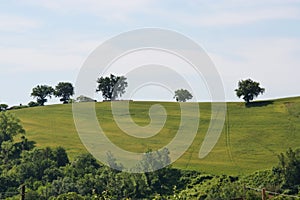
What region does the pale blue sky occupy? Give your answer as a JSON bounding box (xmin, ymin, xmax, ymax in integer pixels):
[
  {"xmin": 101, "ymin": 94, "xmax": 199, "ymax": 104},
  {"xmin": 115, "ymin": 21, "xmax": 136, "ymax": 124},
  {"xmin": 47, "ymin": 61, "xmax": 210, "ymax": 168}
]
[{"xmin": 1, "ymin": 0, "xmax": 300, "ymax": 105}]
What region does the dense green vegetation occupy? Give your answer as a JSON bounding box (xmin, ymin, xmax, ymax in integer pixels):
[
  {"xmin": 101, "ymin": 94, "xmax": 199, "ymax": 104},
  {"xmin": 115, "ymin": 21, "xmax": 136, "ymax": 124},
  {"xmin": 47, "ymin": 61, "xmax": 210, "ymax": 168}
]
[
  {"xmin": 0, "ymin": 121, "xmax": 299, "ymax": 198},
  {"xmin": 10, "ymin": 96, "xmax": 300, "ymax": 175}
]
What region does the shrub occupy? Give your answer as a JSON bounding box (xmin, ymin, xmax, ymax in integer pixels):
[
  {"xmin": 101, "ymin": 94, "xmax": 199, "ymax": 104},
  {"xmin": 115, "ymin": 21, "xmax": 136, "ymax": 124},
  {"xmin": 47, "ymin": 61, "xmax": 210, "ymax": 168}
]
[{"xmin": 28, "ymin": 101, "xmax": 40, "ymax": 107}]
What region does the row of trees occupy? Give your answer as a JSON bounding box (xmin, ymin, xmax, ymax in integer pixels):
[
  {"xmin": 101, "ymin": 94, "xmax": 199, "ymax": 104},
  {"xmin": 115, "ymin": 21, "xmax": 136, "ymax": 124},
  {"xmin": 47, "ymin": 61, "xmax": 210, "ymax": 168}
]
[
  {"xmin": 29, "ymin": 75, "xmax": 129, "ymax": 106},
  {"xmin": 0, "ymin": 74, "xmax": 195, "ymax": 110},
  {"xmin": 95, "ymin": 74, "xmax": 193, "ymax": 102},
  {"xmin": 31, "ymin": 82, "xmax": 74, "ymax": 106},
  {"xmin": 96, "ymin": 74, "xmax": 265, "ymax": 104},
  {"xmin": 2, "ymin": 75, "xmax": 265, "ymax": 109},
  {"xmin": 95, "ymin": 74, "xmax": 194, "ymax": 102},
  {"xmin": 33, "ymin": 76, "xmax": 265, "ymax": 105}
]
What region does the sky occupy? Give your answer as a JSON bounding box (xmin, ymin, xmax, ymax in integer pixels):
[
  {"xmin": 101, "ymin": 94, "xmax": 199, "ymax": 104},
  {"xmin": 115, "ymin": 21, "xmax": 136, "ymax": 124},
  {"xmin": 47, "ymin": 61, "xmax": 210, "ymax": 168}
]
[{"xmin": 1, "ymin": 0, "xmax": 300, "ymax": 106}]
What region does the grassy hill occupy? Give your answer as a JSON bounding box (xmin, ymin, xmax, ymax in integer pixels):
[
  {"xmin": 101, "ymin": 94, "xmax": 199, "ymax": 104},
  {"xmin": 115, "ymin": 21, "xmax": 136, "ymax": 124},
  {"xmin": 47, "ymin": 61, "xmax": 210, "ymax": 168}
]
[{"xmin": 10, "ymin": 97, "xmax": 300, "ymax": 175}]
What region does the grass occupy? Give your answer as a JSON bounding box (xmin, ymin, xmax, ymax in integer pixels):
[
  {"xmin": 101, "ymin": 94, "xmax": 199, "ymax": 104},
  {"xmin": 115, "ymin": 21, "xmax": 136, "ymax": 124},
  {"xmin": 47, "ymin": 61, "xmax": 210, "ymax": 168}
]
[{"xmin": 10, "ymin": 96, "xmax": 300, "ymax": 175}]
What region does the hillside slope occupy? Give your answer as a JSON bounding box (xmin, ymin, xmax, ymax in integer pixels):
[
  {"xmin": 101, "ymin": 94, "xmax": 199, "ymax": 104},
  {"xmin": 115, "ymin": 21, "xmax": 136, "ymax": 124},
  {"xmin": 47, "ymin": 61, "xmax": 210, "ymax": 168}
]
[{"xmin": 10, "ymin": 97, "xmax": 300, "ymax": 175}]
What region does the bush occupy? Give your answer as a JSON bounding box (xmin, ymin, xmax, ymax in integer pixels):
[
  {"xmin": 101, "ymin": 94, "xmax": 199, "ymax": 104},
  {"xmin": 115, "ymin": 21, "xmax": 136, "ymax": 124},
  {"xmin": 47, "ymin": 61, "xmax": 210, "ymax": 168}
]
[
  {"xmin": 55, "ymin": 192, "xmax": 84, "ymax": 200},
  {"xmin": 9, "ymin": 105, "xmax": 28, "ymax": 110},
  {"xmin": 0, "ymin": 104, "xmax": 8, "ymax": 111},
  {"xmin": 28, "ymin": 101, "xmax": 40, "ymax": 107}
]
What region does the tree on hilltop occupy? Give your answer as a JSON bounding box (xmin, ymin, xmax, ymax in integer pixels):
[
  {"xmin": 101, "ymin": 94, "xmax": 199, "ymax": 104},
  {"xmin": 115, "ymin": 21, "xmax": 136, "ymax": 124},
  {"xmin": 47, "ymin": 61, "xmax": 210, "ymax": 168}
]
[
  {"xmin": 96, "ymin": 74, "xmax": 128, "ymax": 101},
  {"xmin": 174, "ymin": 89, "xmax": 193, "ymax": 102},
  {"xmin": 31, "ymin": 85, "xmax": 54, "ymax": 106},
  {"xmin": 54, "ymin": 82, "xmax": 74, "ymax": 104},
  {"xmin": 0, "ymin": 104, "xmax": 8, "ymax": 111},
  {"xmin": 235, "ymin": 79, "xmax": 265, "ymax": 104}
]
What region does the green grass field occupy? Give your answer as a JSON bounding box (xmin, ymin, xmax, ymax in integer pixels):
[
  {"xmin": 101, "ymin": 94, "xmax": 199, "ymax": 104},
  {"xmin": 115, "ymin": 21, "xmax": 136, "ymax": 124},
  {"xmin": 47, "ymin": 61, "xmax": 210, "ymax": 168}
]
[{"xmin": 10, "ymin": 97, "xmax": 300, "ymax": 175}]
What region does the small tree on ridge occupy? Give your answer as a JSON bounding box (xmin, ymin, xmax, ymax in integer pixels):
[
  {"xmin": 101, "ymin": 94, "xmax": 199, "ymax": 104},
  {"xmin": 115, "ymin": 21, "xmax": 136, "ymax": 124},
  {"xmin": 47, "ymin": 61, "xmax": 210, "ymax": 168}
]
[
  {"xmin": 31, "ymin": 85, "xmax": 54, "ymax": 106},
  {"xmin": 174, "ymin": 89, "xmax": 193, "ymax": 102},
  {"xmin": 96, "ymin": 74, "xmax": 128, "ymax": 101},
  {"xmin": 54, "ymin": 82, "xmax": 74, "ymax": 104},
  {"xmin": 235, "ymin": 78, "xmax": 265, "ymax": 104}
]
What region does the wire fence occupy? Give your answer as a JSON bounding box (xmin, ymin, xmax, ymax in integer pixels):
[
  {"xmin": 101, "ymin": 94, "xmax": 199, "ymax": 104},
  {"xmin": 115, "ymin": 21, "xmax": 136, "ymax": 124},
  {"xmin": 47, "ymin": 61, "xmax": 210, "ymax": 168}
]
[
  {"xmin": 1, "ymin": 185, "xmax": 300, "ymax": 199},
  {"xmin": 245, "ymin": 186, "xmax": 300, "ymax": 199}
]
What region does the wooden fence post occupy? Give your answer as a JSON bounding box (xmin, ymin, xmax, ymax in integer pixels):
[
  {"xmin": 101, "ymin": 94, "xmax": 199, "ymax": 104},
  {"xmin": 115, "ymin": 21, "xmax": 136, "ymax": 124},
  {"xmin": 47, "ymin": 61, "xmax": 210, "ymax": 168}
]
[
  {"xmin": 20, "ymin": 184, "xmax": 25, "ymax": 200},
  {"xmin": 262, "ymin": 188, "xmax": 266, "ymax": 200},
  {"xmin": 243, "ymin": 184, "xmax": 246, "ymax": 200}
]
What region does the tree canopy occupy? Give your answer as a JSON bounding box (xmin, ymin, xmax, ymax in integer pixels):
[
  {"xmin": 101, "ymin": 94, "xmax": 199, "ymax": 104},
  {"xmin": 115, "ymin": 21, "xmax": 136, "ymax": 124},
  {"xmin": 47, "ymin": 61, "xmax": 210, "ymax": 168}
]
[
  {"xmin": 235, "ymin": 79, "xmax": 265, "ymax": 104},
  {"xmin": 31, "ymin": 85, "xmax": 54, "ymax": 106},
  {"xmin": 0, "ymin": 104, "xmax": 8, "ymax": 111},
  {"xmin": 96, "ymin": 74, "xmax": 128, "ymax": 101},
  {"xmin": 54, "ymin": 82, "xmax": 74, "ymax": 104},
  {"xmin": 274, "ymin": 148, "xmax": 300, "ymax": 191},
  {"xmin": 174, "ymin": 89, "xmax": 193, "ymax": 102},
  {"xmin": 0, "ymin": 112, "xmax": 25, "ymax": 146}
]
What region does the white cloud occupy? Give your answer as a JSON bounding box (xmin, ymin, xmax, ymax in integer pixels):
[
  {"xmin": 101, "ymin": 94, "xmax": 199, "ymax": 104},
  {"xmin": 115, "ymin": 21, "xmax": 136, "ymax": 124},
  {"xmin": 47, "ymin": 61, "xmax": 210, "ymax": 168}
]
[{"xmin": 0, "ymin": 14, "xmax": 41, "ymax": 32}]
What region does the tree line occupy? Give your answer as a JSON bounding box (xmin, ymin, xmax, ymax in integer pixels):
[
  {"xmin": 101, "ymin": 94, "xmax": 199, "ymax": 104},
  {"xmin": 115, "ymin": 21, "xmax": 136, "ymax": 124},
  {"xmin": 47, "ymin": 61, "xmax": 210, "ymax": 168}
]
[
  {"xmin": 95, "ymin": 74, "xmax": 266, "ymax": 104},
  {"xmin": 94, "ymin": 75, "xmax": 265, "ymax": 104},
  {"xmin": 31, "ymin": 76, "xmax": 265, "ymax": 105},
  {"xmin": 0, "ymin": 73, "xmax": 266, "ymax": 110},
  {"xmin": 31, "ymin": 82, "xmax": 74, "ymax": 106}
]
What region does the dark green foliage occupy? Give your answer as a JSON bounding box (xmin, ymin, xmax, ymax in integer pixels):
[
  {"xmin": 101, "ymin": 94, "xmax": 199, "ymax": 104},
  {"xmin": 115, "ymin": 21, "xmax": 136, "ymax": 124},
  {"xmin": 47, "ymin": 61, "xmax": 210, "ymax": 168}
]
[
  {"xmin": 18, "ymin": 148, "xmax": 56, "ymax": 181},
  {"xmin": 28, "ymin": 101, "xmax": 39, "ymax": 107},
  {"xmin": 174, "ymin": 88, "xmax": 193, "ymax": 102},
  {"xmin": 54, "ymin": 147, "xmax": 69, "ymax": 167},
  {"xmin": 235, "ymin": 78, "xmax": 265, "ymax": 104},
  {"xmin": 54, "ymin": 82, "xmax": 74, "ymax": 104},
  {"xmin": 96, "ymin": 74, "xmax": 128, "ymax": 101},
  {"xmin": 43, "ymin": 167, "xmax": 63, "ymax": 182},
  {"xmin": 135, "ymin": 148, "xmax": 171, "ymax": 172},
  {"xmin": 0, "ymin": 112, "xmax": 25, "ymax": 145},
  {"xmin": 0, "ymin": 104, "xmax": 8, "ymax": 111},
  {"xmin": 179, "ymin": 175, "xmax": 261, "ymax": 200},
  {"xmin": 241, "ymin": 170, "xmax": 282, "ymax": 193},
  {"xmin": 0, "ymin": 114, "xmax": 28, "ymax": 168},
  {"xmin": 106, "ymin": 151, "xmax": 123, "ymax": 171},
  {"xmin": 55, "ymin": 192, "xmax": 84, "ymax": 200},
  {"xmin": 69, "ymin": 153, "xmax": 100, "ymax": 176},
  {"xmin": 273, "ymin": 148, "xmax": 300, "ymax": 193},
  {"xmin": 24, "ymin": 190, "xmax": 40, "ymax": 200},
  {"xmin": 31, "ymin": 85, "xmax": 54, "ymax": 106},
  {"xmin": 51, "ymin": 177, "xmax": 77, "ymax": 196},
  {"xmin": 8, "ymin": 105, "xmax": 29, "ymax": 110}
]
